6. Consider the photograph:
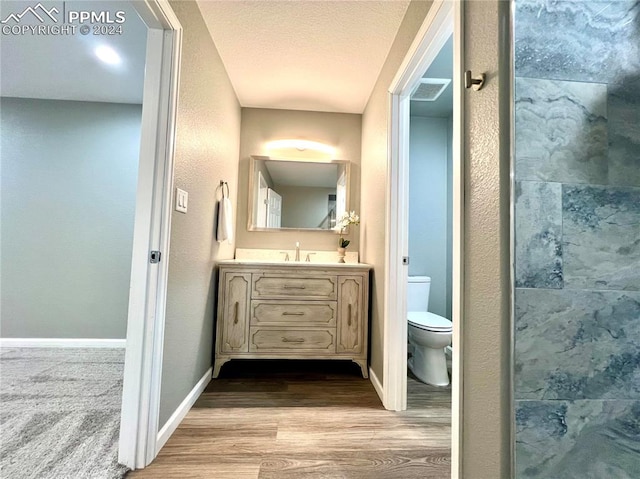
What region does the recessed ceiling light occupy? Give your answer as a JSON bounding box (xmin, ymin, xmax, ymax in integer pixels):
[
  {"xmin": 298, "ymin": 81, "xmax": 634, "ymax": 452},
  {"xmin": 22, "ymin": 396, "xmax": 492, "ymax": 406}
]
[{"xmin": 95, "ymin": 45, "xmax": 121, "ymax": 65}]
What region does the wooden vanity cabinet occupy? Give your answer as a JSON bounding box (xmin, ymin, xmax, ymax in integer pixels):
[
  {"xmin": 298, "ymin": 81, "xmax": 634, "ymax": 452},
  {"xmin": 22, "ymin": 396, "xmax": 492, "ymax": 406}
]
[
  {"xmin": 214, "ymin": 262, "xmax": 371, "ymax": 378},
  {"xmin": 219, "ymin": 273, "xmax": 251, "ymax": 353}
]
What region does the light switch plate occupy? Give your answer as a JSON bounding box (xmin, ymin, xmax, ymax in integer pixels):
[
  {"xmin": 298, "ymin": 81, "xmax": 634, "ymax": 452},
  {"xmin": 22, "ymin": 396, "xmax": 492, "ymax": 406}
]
[{"xmin": 176, "ymin": 188, "xmax": 188, "ymax": 213}]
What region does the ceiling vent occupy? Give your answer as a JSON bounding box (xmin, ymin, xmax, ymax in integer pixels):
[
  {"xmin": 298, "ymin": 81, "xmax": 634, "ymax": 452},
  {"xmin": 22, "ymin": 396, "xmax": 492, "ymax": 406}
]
[{"xmin": 411, "ymin": 78, "xmax": 451, "ymax": 101}]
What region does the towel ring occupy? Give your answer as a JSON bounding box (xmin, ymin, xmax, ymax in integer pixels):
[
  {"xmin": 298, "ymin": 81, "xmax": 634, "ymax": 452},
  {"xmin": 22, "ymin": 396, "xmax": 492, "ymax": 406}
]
[{"xmin": 220, "ymin": 181, "xmax": 229, "ymax": 198}]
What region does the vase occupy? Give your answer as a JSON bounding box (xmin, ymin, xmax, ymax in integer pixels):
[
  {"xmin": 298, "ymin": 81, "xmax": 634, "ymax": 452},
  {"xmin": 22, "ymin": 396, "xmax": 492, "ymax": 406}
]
[{"xmin": 337, "ymin": 247, "xmax": 346, "ymax": 263}]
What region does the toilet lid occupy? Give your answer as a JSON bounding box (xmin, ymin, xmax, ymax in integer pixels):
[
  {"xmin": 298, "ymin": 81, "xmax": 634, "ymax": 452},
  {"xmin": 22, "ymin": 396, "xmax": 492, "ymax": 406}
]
[{"xmin": 408, "ymin": 312, "xmax": 452, "ymax": 331}]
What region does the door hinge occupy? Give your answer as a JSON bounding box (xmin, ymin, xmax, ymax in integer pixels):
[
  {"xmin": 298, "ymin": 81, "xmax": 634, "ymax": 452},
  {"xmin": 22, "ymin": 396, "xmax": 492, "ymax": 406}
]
[
  {"xmin": 149, "ymin": 250, "xmax": 162, "ymax": 264},
  {"xmin": 402, "ymin": 256, "xmax": 410, "ymax": 265}
]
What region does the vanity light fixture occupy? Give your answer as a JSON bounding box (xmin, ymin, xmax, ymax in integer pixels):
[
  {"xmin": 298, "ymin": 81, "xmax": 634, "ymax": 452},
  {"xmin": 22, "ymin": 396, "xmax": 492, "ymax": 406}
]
[
  {"xmin": 94, "ymin": 45, "xmax": 122, "ymax": 66},
  {"xmin": 265, "ymin": 139, "xmax": 336, "ymax": 156}
]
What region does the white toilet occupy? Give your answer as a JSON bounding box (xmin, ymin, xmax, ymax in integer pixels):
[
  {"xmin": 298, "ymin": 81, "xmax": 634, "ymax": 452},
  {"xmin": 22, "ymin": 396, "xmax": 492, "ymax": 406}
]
[{"xmin": 407, "ymin": 276, "xmax": 452, "ymax": 386}]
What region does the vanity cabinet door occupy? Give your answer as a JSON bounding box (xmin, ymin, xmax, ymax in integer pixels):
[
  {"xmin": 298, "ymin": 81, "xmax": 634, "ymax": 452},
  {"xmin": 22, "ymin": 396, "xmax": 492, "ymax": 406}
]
[
  {"xmin": 220, "ymin": 273, "xmax": 251, "ymax": 353},
  {"xmin": 337, "ymin": 275, "xmax": 364, "ymax": 354}
]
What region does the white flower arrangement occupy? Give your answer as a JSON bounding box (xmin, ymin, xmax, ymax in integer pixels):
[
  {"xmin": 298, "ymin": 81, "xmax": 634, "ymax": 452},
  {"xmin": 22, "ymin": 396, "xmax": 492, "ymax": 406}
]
[{"xmin": 335, "ymin": 211, "xmax": 360, "ymax": 248}]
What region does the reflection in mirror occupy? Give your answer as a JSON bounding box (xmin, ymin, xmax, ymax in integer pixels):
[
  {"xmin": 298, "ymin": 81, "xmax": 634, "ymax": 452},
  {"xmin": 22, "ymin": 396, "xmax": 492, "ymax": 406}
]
[{"xmin": 249, "ymin": 156, "xmax": 350, "ymax": 231}]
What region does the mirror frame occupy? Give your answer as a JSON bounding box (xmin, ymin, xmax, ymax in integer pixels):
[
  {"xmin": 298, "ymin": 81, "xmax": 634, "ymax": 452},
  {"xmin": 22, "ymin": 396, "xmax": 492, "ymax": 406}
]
[{"xmin": 247, "ymin": 155, "xmax": 351, "ymax": 232}]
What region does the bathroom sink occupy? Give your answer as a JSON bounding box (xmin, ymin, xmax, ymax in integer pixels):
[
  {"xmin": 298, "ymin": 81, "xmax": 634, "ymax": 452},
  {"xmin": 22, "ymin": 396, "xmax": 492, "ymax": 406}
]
[{"xmin": 232, "ymin": 248, "xmax": 361, "ymax": 266}]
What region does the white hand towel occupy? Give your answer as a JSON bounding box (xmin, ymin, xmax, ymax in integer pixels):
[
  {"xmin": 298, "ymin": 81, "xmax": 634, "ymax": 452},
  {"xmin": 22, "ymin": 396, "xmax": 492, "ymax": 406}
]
[{"xmin": 216, "ymin": 197, "xmax": 234, "ymax": 244}]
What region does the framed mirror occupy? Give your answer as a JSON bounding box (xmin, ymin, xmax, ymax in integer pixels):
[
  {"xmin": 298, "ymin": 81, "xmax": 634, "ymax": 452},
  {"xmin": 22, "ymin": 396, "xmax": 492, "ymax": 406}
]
[{"xmin": 248, "ymin": 155, "xmax": 350, "ymax": 231}]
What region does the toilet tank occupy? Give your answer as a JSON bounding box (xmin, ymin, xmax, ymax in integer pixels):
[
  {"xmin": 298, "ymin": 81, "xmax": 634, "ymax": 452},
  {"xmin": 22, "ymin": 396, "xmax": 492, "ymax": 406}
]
[{"xmin": 407, "ymin": 276, "xmax": 431, "ymax": 312}]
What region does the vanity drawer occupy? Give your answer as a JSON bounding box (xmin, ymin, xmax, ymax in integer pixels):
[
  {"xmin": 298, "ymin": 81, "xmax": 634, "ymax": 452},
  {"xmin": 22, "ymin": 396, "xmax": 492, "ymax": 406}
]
[
  {"xmin": 249, "ymin": 327, "xmax": 336, "ymax": 353},
  {"xmin": 251, "ymin": 301, "xmax": 337, "ymax": 327},
  {"xmin": 252, "ymin": 275, "xmax": 337, "ymax": 300}
]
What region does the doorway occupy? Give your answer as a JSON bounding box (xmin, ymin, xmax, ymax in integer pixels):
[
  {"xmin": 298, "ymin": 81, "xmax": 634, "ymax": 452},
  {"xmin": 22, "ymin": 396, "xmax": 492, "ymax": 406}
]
[
  {"xmin": 0, "ymin": 0, "xmax": 149, "ymax": 476},
  {"xmin": 3, "ymin": 0, "xmax": 181, "ymax": 468},
  {"xmin": 406, "ymin": 34, "xmax": 454, "ymax": 411},
  {"xmin": 384, "ymin": 0, "xmax": 463, "ymax": 476}
]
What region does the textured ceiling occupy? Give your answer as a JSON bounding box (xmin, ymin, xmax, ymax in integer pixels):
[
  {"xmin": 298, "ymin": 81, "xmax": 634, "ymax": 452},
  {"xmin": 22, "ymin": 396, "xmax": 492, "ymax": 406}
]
[
  {"xmin": 0, "ymin": 1, "xmax": 146, "ymax": 104},
  {"xmin": 196, "ymin": 0, "xmax": 410, "ymax": 114}
]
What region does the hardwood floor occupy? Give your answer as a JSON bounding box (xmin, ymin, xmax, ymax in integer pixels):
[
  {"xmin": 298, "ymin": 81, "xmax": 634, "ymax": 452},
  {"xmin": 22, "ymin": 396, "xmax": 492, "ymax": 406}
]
[{"xmin": 129, "ymin": 360, "xmax": 451, "ymax": 478}]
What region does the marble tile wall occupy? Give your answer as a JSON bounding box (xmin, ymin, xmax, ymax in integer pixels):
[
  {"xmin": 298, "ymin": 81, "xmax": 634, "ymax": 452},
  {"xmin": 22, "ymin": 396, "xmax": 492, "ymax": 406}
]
[
  {"xmin": 514, "ymin": 0, "xmax": 640, "ymax": 477},
  {"xmin": 516, "ymin": 400, "xmax": 640, "ymax": 478}
]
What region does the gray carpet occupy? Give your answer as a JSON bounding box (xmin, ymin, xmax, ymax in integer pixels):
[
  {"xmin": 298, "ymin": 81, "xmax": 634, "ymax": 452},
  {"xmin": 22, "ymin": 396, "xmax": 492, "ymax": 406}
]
[{"xmin": 0, "ymin": 347, "xmax": 129, "ymax": 478}]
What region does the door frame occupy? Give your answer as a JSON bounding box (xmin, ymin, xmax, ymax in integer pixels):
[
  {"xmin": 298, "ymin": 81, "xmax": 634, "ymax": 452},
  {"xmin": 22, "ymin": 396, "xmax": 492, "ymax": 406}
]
[
  {"xmin": 384, "ymin": 0, "xmax": 463, "ymax": 476},
  {"xmin": 118, "ymin": 0, "xmax": 182, "ymax": 469},
  {"xmin": 256, "ymin": 171, "xmax": 268, "ymax": 227},
  {"xmin": 266, "ymin": 187, "xmax": 283, "ymax": 228}
]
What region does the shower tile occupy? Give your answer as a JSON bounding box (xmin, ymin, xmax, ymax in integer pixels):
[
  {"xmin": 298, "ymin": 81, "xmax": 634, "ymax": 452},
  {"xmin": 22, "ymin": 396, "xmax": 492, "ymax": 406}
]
[
  {"xmin": 563, "ymin": 185, "xmax": 640, "ymax": 291},
  {"xmin": 515, "ymin": 78, "xmax": 608, "ymax": 184},
  {"xmin": 608, "ymin": 79, "xmax": 640, "ymax": 187},
  {"xmin": 516, "ymin": 399, "xmax": 640, "ymax": 479},
  {"xmin": 514, "ymin": 0, "xmax": 640, "ymax": 84},
  {"xmin": 515, "ymin": 288, "xmax": 640, "ymax": 400},
  {"xmin": 515, "ymin": 181, "xmax": 563, "ymax": 288}
]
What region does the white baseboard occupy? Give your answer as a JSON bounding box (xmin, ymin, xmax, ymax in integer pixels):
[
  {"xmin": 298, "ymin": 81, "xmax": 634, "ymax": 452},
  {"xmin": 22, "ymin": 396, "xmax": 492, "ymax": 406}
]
[
  {"xmin": 369, "ymin": 367, "xmax": 384, "ymax": 405},
  {"xmin": 156, "ymin": 366, "xmax": 212, "ymax": 453},
  {"xmin": 0, "ymin": 338, "xmax": 126, "ymax": 348}
]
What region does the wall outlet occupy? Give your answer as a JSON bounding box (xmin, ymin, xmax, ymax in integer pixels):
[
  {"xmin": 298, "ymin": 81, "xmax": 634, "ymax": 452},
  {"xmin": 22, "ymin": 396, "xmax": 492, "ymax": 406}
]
[{"xmin": 176, "ymin": 188, "xmax": 188, "ymax": 213}]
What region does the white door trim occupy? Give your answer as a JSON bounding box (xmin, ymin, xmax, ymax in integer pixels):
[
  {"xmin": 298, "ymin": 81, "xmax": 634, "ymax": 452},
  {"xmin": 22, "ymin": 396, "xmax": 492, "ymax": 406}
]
[
  {"xmin": 384, "ymin": 0, "xmax": 464, "ymax": 477},
  {"xmin": 118, "ymin": 0, "xmax": 182, "ymax": 470}
]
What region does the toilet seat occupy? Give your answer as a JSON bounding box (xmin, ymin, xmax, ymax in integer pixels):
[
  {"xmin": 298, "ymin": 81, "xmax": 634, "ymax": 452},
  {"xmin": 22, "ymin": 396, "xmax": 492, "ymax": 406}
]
[{"xmin": 408, "ymin": 312, "xmax": 452, "ymax": 332}]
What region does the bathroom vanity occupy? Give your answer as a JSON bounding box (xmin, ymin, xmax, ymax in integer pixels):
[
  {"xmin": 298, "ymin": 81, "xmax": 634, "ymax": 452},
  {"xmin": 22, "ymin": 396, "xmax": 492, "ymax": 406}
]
[{"xmin": 214, "ymin": 260, "xmax": 371, "ymax": 378}]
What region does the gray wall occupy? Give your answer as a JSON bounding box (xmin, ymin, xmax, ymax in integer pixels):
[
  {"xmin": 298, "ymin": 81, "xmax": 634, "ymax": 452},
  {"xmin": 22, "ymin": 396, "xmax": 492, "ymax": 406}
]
[
  {"xmin": 237, "ymin": 107, "xmax": 361, "ymax": 251},
  {"xmin": 276, "ymin": 185, "xmax": 336, "ymax": 229},
  {"xmin": 0, "ymin": 98, "xmax": 141, "ymax": 339},
  {"xmin": 408, "ymin": 116, "xmax": 452, "ymax": 318},
  {"xmin": 514, "ymin": 1, "xmax": 640, "ymax": 476},
  {"xmin": 159, "ymin": 1, "xmax": 241, "ymax": 429}
]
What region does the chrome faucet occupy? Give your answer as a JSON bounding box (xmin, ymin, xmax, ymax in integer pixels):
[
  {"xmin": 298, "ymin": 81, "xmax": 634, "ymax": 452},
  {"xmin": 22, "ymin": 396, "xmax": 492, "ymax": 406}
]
[{"xmin": 295, "ymin": 242, "xmax": 300, "ymax": 262}]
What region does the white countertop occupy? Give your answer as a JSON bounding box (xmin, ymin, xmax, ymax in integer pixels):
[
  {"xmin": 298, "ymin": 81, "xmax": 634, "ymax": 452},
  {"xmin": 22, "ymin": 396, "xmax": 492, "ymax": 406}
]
[{"xmin": 218, "ymin": 259, "xmax": 371, "ymax": 269}]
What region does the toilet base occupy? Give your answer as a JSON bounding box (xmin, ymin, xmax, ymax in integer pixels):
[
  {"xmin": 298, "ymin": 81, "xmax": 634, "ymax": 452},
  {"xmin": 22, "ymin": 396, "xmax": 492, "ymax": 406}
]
[{"xmin": 408, "ymin": 345, "xmax": 450, "ymax": 387}]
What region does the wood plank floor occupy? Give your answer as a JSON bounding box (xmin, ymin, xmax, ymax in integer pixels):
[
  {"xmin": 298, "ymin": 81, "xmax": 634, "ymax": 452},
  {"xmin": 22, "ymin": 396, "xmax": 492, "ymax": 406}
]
[{"xmin": 129, "ymin": 360, "xmax": 451, "ymax": 479}]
